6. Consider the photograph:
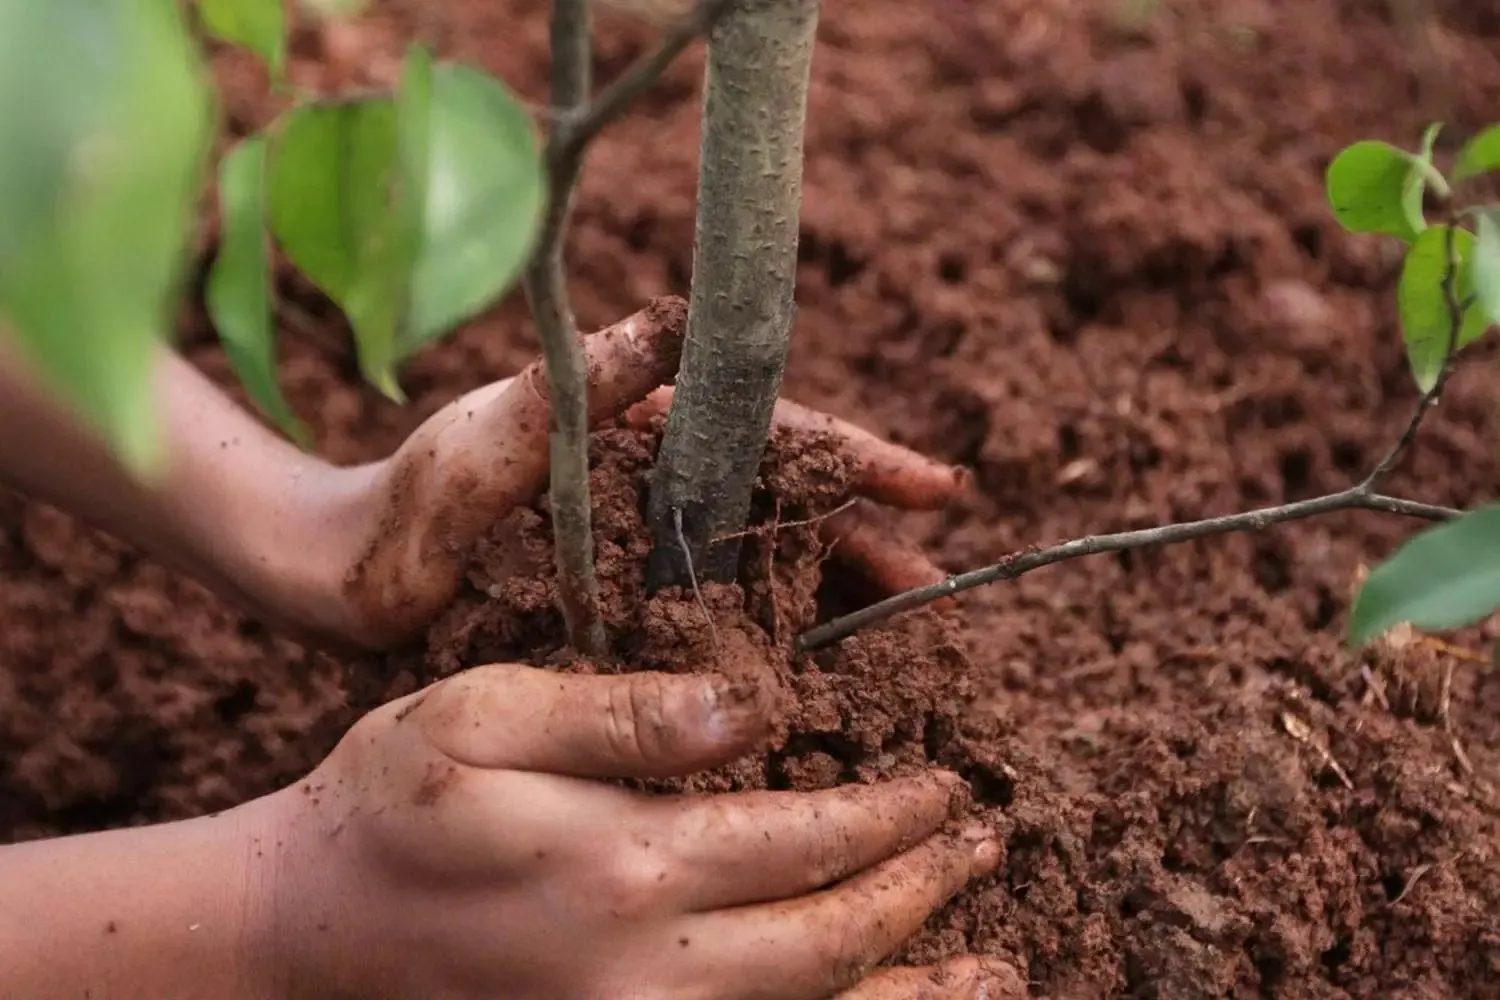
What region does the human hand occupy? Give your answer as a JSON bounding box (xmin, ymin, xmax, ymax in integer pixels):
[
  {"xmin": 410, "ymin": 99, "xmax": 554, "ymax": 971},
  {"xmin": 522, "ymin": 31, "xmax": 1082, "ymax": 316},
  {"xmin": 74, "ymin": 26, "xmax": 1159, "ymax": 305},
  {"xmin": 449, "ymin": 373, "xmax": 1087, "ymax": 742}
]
[
  {"xmin": 299, "ymin": 296, "xmax": 968, "ymax": 652},
  {"xmin": 254, "ymin": 650, "xmax": 1022, "ymax": 999}
]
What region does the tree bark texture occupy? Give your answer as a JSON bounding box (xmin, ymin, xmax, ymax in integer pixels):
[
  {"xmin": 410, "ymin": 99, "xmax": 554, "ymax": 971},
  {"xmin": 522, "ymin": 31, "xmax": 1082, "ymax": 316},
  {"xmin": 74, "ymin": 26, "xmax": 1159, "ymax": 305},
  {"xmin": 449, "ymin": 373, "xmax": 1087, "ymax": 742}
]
[{"xmin": 646, "ymin": 0, "xmax": 821, "ymax": 589}]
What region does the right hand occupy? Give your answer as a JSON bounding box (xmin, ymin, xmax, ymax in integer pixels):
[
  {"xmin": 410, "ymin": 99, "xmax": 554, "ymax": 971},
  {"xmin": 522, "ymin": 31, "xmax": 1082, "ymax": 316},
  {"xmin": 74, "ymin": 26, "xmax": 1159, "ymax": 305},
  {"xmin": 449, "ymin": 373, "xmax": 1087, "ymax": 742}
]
[{"xmin": 254, "ymin": 650, "xmax": 1022, "ymax": 999}]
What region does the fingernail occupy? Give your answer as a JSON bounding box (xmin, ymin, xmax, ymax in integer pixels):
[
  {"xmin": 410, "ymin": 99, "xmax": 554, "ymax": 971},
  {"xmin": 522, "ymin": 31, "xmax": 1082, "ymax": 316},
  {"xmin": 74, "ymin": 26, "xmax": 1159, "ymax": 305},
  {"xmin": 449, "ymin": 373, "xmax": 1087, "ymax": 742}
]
[
  {"xmin": 702, "ymin": 675, "xmax": 770, "ymax": 744},
  {"xmin": 960, "ymin": 821, "xmax": 1001, "ymax": 876}
]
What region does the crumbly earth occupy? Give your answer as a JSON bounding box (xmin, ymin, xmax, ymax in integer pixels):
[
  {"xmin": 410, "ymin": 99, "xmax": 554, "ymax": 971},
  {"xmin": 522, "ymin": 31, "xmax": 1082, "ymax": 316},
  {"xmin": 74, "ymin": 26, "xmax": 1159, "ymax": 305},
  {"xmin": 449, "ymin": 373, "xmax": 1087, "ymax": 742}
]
[{"xmin": 6, "ymin": 0, "xmax": 1500, "ymax": 995}]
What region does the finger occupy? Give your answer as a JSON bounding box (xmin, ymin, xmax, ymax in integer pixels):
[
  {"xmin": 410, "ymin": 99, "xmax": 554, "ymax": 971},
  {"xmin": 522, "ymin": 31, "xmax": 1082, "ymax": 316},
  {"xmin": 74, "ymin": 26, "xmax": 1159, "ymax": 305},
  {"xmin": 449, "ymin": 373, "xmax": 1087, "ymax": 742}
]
[
  {"xmin": 688, "ymin": 822, "xmax": 1001, "ymax": 1000},
  {"xmin": 624, "ymin": 388, "xmax": 971, "ymax": 510},
  {"xmin": 641, "ymin": 770, "xmax": 966, "ymax": 911},
  {"xmin": 820, "ymin": 503, "xmax": 955, "ymax": 610},
  {"xmin": 834, "ymin": 956, "xmax": 1028, "ymax": 1000},
  {"xmin": 435, "ymin": 295, "xmax": 689, "ymax": 512},
  {"xmin": 408, "ymin": 660, "xmax": 776, "ymax": 779}
]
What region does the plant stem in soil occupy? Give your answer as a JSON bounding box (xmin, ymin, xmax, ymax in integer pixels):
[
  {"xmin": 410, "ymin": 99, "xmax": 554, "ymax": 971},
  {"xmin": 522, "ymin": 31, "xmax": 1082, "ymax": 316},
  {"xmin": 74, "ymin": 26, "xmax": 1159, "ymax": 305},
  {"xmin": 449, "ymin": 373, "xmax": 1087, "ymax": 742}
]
[
  {"xmin": 646, "ymin": 0, "xmax": 822, "ymax": 589},
  {"xmin": 523, "ymin": 0, "xmax": 606, "ymax": 656}
]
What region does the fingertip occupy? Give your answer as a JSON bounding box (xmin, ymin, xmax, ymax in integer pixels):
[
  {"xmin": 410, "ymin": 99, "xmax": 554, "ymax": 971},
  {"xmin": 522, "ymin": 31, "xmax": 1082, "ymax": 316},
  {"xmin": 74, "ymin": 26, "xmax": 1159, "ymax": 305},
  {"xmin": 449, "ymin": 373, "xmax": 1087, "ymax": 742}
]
[
  {"xmin": 581, "ymin": 297, "xmax": 689, "ymax": 423},
  {"xmin": 858, "ymin": 454, "xmax": 973, "ymax": 511},
  {"xmin": 960, "ymin": 821, "xmax": 1002, "ymax": 878},
  {"xmin": 700, "ymin": 671, "xmax": 777, "ymax": 757},
  {"xmin": 622, "ymin": 385, "xmax": 674, "ymax": 430}
]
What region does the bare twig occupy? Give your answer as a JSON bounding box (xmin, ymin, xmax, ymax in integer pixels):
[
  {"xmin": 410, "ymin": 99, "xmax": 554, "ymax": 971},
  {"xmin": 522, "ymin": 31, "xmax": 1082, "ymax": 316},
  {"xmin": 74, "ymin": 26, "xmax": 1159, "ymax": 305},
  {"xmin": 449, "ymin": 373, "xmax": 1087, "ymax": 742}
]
[
  {"xmin": 797, "ymin": 490, "xmax": 1458, "ymax": 650},
  {"xmin": 554, "ymin": 0, "xmax": 734, "ymax": 163},
  {"xmin": 795, "ymin": 228, "xmax": 1473, "ymax": 652},
  {"xmin": 522, "ymin": 0, "xmax": 732, "ymax": 655}
]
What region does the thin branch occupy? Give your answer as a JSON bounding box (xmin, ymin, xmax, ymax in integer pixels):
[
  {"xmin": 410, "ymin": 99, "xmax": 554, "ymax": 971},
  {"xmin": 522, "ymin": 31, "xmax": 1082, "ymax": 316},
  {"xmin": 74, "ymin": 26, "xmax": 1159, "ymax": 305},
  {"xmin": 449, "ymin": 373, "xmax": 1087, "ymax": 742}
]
[
  {"xmin": 796, "ymin": 225, "xmax": 1474, "ymax": 652},
  {"xmin": 796, "ymin": 490, "xmax": 1457, "ymax": 651},
  {"xmin": 555, "ymin": 0, "xmax": 735, "ymax": 163},
  {"xmin": 524, "ymin": 0, "xmax": 606, "ymax": 655},
  {"xmin": 522, "ymin": 0, "xmax": 730, "ymax": 655}
]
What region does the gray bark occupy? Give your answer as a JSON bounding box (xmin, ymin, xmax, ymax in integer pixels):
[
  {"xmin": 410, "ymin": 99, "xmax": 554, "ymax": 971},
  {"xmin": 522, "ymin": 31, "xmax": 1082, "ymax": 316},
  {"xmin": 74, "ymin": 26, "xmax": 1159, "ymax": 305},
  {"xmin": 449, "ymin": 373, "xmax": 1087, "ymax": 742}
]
[{"xmin": 646, "ymin": 0, "xmax": 821, "ymax": 589}]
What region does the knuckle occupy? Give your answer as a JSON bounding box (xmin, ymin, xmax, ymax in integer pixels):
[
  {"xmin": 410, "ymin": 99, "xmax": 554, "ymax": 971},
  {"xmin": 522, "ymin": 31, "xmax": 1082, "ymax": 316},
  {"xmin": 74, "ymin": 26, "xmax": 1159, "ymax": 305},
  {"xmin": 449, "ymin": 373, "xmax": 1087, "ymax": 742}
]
[
  {"xmin": 819, "ymin": 917, "xmax": 880, "ymax": 993},
  {"xmin": 605, "ymin": 674, "xmax": 674, "ymax": 764},
  {"xmin": 594, "ymin": 840, "xmax": 672, "ymax": 922},
  {"xmin": 806, "ymin": 813, "xmax": 856, "ymax": 888}
]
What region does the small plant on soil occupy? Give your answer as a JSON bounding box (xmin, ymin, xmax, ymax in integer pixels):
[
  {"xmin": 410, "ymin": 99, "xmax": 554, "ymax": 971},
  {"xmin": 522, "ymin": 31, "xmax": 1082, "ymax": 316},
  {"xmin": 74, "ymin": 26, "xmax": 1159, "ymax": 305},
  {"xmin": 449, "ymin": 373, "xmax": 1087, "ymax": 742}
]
[{"xmin": 1329, "ymin": 123, "xmax": 1500, "ymax": 645}]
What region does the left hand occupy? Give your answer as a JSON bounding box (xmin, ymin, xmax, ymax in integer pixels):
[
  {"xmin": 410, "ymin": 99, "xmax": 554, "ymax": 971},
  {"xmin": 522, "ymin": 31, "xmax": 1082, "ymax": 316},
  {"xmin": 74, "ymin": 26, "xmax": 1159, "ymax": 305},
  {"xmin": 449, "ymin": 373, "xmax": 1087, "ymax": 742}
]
[{"xmin": 300, "ymin": 296, "xmax": 968, "ymax": 652}]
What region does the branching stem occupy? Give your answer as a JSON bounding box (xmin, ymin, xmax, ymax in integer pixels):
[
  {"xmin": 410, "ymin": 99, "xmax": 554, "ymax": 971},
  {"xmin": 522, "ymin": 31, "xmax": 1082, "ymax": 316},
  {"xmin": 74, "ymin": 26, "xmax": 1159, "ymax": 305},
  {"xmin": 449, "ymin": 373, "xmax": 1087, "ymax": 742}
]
[
  {"xmin": 796, "ymin": 218, "xmax": 1474, "ymax": 652},
  {"xmin": 521, "ymin": 0, "xmax": 734, "ymax": 655}
]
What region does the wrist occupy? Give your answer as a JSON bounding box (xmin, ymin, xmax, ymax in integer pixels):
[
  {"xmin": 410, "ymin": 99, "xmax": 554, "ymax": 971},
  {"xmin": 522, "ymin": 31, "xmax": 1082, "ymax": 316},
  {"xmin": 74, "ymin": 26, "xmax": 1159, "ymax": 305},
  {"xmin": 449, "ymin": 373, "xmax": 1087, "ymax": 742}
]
[
  {"xmin": 212, "ymin": 454, "xmax": 386, "ymax": 649},
  {"xmin": 0, "ymin": 796, "xmax": 283, "ymax": 1000}
]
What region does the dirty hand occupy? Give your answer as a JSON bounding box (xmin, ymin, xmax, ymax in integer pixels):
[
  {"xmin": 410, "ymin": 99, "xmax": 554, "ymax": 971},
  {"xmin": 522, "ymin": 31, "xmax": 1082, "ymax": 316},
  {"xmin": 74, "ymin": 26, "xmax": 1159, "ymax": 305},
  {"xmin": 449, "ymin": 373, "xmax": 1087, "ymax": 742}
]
[
  {"xmin": 257, "ymin": 659, "xmax": 1017, "ymax": 999},
  {"xmin": 316, "ymin": 295, "xmax": 969, "ymax": 651}
]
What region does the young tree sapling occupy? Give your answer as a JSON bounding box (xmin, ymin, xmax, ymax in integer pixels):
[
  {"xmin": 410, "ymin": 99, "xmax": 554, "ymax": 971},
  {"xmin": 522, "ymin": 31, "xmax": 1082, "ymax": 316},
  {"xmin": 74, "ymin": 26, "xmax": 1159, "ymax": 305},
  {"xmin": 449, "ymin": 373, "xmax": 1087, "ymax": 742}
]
[{"xmin": 646, "ymin": 0, "xmax": 822, "ymax": 589}]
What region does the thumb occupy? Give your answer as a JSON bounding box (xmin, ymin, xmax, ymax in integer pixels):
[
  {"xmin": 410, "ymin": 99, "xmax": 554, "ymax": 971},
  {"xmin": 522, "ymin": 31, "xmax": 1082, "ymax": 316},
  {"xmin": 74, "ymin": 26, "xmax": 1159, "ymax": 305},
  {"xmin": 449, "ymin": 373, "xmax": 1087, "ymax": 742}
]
[{"xmin": 414, "ymin": 663, "xmax": 777, "ymax": 779}]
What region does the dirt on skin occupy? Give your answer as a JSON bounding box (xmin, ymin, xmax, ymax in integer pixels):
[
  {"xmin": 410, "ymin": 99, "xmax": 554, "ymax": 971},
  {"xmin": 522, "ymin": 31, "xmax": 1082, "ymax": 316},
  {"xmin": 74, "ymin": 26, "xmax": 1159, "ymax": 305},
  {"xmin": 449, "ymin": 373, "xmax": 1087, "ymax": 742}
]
[{"xmin": 6, "ymin": 0, "xmax": 1500, "ymax": 996}]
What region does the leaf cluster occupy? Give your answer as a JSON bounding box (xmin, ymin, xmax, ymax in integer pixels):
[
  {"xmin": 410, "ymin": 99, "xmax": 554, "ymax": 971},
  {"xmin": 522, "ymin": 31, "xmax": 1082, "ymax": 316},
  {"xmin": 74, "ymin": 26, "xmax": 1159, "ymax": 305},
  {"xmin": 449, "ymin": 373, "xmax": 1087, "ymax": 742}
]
[
  {"xmin": 0, "ymin": 0, "xmax": 545, "ymax": 468},
  {"xmin": 1330, "ymin": 124, "xmax": 1500, "ymax": 645}
]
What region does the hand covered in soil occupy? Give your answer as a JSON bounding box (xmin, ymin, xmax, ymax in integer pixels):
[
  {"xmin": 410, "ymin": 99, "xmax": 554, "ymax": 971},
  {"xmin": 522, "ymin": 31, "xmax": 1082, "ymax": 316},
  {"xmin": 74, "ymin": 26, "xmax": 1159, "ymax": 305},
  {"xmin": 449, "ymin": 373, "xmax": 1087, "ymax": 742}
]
[
  {"xmin": 318, "ymin": 295, "xmax": 969, "ymax": 651},
  {"xmin": 255, "ymin": 658, "xmax": 1021, "ymax": 999}
]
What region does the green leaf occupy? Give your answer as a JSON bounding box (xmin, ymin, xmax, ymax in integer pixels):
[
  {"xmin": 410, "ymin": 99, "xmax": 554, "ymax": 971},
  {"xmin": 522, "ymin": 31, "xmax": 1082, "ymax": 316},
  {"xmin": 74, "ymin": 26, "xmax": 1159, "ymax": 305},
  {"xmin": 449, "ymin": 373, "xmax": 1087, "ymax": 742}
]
[
  {"xmin": 196, "ymin": 0, "xmax": 286, "ymax": 81},
  {"xmin": 0, "ymin": 1, "xmax": 214, "ymax": 476},
  {"xmin": 1326, "ymin": 140, "xmax": 1429, "ymax": 243},
  {"xmin": 407, "ymin": 61, "xmax": 546, "ymax": 344},
  {"xmin": 1397, "ymin": 224, "xmax": 1491, "ymax": 390},
  {"xmin": 1453, "ymin": 124, "xmax": 1500, "ymax": 182},
  {"xmin": 266, "ymin": 58, "xmax": 544, "ymax": 396},
  {"xmin": 265, "ymin": 93, "xmax": 408, "ymax": 398},
  {"xmin": 207, "ymin": 136, "xmax": 308, "ymax": 445},
  {"xmin": 1349, "ymin": 504, "xmax": 1500, "ymax": 645},
  {"xmin": 1472, "ymin": 209, "xmax": 1500, "ymax": 328}
]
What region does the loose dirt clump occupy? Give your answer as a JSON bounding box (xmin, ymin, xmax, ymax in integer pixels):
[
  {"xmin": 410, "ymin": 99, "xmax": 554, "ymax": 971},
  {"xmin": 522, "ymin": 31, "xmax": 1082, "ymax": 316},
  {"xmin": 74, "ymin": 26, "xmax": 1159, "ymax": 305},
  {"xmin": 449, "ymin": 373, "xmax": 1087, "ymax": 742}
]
[{"xmin": 6, "ymin": 0, "xmax": 1500, "ymax": 996}]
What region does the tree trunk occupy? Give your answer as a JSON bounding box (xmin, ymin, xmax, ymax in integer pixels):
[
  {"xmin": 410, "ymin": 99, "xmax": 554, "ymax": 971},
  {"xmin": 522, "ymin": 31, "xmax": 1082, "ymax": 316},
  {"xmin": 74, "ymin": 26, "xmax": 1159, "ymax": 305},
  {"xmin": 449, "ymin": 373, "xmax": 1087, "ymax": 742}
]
[{"xmin": 645, "ymin": 0, "xmax": 820, "ymax": 589}]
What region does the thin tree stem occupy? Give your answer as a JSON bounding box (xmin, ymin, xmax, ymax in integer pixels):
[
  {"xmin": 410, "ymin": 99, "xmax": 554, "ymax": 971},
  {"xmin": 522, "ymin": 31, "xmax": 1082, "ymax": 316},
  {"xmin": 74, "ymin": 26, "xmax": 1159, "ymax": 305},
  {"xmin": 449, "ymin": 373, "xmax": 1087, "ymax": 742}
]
[
  {"xmin": 645, "ymin": 0, "xmax": 822, "ymax": 589},
  {"xmin": 796, "ymin": 491, "xmax": 1458, "ymax": 651},
  {"xmin": 522, "ymin": 0, "xmax": 733, "ymax": 655},
  {"xmin": 523, "ymin": 0, "xmax": 603, "ymax": 655}
]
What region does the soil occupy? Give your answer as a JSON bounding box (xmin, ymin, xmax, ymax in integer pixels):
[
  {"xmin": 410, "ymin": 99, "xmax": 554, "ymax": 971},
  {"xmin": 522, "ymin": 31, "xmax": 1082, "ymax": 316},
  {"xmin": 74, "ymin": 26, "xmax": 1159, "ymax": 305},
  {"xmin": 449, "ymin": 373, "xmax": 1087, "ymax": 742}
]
[{"xmin": 6, "ymin": 0, "xmax": 1500, "ymax": 996}]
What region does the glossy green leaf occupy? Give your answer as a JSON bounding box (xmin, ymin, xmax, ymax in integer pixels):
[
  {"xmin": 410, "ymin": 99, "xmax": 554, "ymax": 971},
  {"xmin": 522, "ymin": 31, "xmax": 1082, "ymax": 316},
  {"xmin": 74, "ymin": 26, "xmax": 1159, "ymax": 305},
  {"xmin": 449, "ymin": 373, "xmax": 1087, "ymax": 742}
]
[
  {"xmin": 1453, "ymin": 124, "xmax": 1500, "ymax": 182},
  {"xmin": 1326, "ymin": 140, "xmax": 1428, "ymax": 243},
  {"xmin": 1472, "ymin": 209, "xmax": 1500, "ymax": 328},
  {"xmin": 1349, "ymin": 504, "xmax": 1500, "ymax": 645},
  {"xmin": 197, "ymin": 0, "xmax": 285, "ymax": 80},
  {"xmin": 407, "ymin": 61, "xmax": 546, "ymax": 344},
  {"xmin": 265, "ymin": 94, "xmax": 406, "ymax": 397},
  {"xmin": 0, "ymin": 1, "xmax": 214, "ymax": 476},
  {"xmin": 266, "ymin": 56, "xmax": 543, "ymax": 396},
  {"xmin": 1397, "ymin": 224, "xmax": 1490, "ymax": 390},
  {"xmin": 207, "ymin": 136, "xmax": 307, "ymax": 445}
]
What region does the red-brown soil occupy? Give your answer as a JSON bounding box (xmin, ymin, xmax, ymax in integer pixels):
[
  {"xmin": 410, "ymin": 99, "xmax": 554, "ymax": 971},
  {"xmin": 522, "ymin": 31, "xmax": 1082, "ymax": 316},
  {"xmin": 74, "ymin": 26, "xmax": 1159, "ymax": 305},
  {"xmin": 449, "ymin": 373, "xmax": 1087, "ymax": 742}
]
[{"xmin": 7, "ymin": 0, "xmax": 1500, "ymax": 995}]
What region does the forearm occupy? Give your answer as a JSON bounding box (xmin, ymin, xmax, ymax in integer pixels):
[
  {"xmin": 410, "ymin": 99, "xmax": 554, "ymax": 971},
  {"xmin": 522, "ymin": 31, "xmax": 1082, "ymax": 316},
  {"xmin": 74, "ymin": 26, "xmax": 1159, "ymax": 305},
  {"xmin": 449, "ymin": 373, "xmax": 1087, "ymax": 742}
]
[
  {"xmin": 0, "ymin": 338, "xmax": 375, "ymax": 638},
  {"xmin": 0, "ymin": 802, "xmax": 279, "ymax": 1000}
]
